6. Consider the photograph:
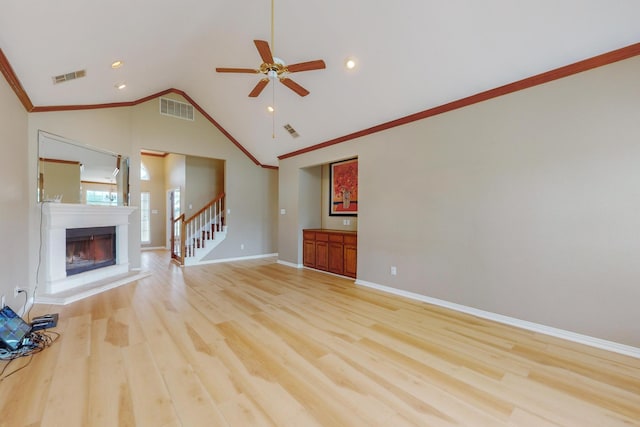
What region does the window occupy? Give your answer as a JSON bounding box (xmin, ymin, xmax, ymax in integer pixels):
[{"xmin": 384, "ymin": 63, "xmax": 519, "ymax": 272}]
[
  {"xmin": 140, "ymin": 162, "xmax": 150, "ymax": 181},
  {"xmin": 86, "ymin": 190, "xmax": 118, "ymax": 206},
  {"xmin": 141, "ymin": 192, "xmax": 151, "ymax": 243}
]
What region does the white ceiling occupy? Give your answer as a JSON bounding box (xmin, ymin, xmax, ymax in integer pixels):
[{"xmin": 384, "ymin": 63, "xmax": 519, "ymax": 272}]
[{"xmin": 1, "ymin": 1, "xmax": 639, "ymax": 166}]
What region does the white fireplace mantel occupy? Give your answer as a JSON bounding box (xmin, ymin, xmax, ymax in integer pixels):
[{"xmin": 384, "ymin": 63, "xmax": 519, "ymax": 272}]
[{"xmin": 41, "ymin": 203, "xmax": 137, "ymax": 294}]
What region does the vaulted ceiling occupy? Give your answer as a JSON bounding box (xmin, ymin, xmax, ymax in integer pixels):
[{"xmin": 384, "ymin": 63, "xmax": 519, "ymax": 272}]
[{"xmin": 1, "ymin": 1, "xmax": 639, "ymax": 166}]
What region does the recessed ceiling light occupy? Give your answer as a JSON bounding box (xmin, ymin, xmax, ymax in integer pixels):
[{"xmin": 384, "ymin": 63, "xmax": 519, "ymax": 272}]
[
  {"xmin": 115, "ymin": 83, "xmax": 126, "ymax": 90},
  {"xmin": 345, "ymin": 58, "xmax": 356, "ymax": 69},
  {"xmin": 111, "ymin": 60, "xmax": 124, "ymax": 69},
  {"xmin": 267, "ymin": 106, "xmax": 274, "ymax": 113}
]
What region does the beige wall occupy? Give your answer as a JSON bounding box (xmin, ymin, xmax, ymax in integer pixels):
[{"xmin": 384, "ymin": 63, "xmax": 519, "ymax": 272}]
[
  {"xmin": 140, "ymin": 154, "xmax": 167, "ymax": 248},
  {"xmin": 130, "ymin": 93, "xmax": 278, "ymax": 259},
  {"xmin": 39, "ymin": 159, "xmax": 81, "ymax": 203},
  {"xmin": 164, "ymin": 153, "xmax": 186, "ymax": 215},
  {"xmin": 0, "ymin": 70, "xmax": 29, "ymax": 310},
  {"xmin": 26, "ymin": 92, "xmax": 278, "ymax": 282},
  {"xmin": 185, "ymin": 155, "xmax": 224, "ymax": 215},
  {"xmin": 139, "ymin": 153, "xmax": 225, "ymax": 249},
  {"xmin": 279, "ymin": 56, "xmax": 640, "ymax": 347}
]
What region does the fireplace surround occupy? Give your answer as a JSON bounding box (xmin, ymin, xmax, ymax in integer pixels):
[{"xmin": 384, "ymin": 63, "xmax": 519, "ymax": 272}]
[{"xmin": 41, "ymin": 203, "xmax": 136, "ymax": 294}]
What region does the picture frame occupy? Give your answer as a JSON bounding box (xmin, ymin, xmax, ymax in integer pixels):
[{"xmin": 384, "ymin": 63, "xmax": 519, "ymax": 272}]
[{"xmin": 329, "ymin": 158, "xmax": 358, "ymax": 216}]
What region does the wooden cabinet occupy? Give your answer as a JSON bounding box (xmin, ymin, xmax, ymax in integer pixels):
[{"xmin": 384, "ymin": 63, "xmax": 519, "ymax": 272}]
[
  {"xmin": 303, "ymin": 238, "xmax": 316, "ymax": 267},
  {"xmin": 343, "ymin": 234, "xmax": 358, "ymax": 278},
  {"xmin": 303, "ymin": 229, "xmax": 357, "ymax": 278}
]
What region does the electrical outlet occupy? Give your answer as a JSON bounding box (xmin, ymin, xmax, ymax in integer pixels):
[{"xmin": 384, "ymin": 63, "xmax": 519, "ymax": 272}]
[
  {"xmin": 240, "ymin": 244, "xmax": 244, "ymax": 250},
  {"xmin": 390, "ymin": 266, "xmax": 397, "ymax": 276},
  {"xmin": 14, "ymin": 286, "xmax": 24, "ymax": 298}
]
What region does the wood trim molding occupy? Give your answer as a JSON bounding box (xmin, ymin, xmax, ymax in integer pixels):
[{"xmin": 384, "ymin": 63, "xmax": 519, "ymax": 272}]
[
  {"xmin": 141, "ymin": 151, "xmax": 168, "ymax": 158},
  {"xmin": 39, "ymin": 157, "xmax": 81, "ymax": 165},
  {"xmin": 29, "ymin": 88, "xmax": 263, "ymax": 167},
  {"xmin": 0, "ymin": 48, "xmax": 34, "ymax": 111},
  {"xmin": 278, "ymin": 42, "xmax": 640, "ymax": 160},
  {"xmin": 4, "ymin": 43, "xmax": 639, "ymax": 168},
  {"xmin": 81, "ymin": 180, "xmax": 113, "ymax": 185}
]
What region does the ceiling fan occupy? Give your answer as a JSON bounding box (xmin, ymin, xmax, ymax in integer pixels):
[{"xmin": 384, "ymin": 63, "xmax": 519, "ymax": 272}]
[{"xmin": 215, "ymin": 0, "xmax": 325, "ymax": 98}]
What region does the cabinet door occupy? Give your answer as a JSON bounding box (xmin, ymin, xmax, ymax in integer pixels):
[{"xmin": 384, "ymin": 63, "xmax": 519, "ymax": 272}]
[
  {"xmin": 303, "ymin": 240, "xmax": 316, "ymax": 267},
  {"xmin": 344, "ymin": 244, "xmax": 357, "ymax": 278},
  {"xmin": 328, "ymin": 242, "xmax": 344, "ymax": 275},
  {"xmin": 316, "ymin": 241, "xmax": 328, "ymax": 270}
]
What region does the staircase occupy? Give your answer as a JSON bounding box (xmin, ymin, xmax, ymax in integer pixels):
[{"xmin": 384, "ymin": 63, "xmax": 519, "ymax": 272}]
[{"xmin": 171, "ymin": 192, "xmax": 226, "ymax": 266}]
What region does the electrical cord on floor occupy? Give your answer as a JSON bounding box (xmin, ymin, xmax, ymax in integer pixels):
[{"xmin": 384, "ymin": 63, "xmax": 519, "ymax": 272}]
[
  {"xmin": 19, "ymin": 289, "xmax": 28, "ymax": 318},
  {"xmin": 26, "ymin": 200, "xmax": 49, "ymax": 323},
  {"xmin": 0, "ymin": 329, "xmax": 60, "ymax": 382}
]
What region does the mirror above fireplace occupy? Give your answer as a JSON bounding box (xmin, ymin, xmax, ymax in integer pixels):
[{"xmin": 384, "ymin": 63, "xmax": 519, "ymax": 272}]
[{"xmin": 37, "ymin": 130, "xmax": 130, "ymax": 206}]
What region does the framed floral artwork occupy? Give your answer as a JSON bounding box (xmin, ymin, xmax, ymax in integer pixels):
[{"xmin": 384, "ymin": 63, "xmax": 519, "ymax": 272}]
[{"xmin": 329, "ymin": 158, "xmax": 358, "ymax": 216}]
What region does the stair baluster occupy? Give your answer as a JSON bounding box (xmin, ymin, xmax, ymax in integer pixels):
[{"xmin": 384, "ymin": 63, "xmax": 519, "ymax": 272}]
[{"xmin": 170, "ymin": 192, "xmax": 225, "ymax": 265}]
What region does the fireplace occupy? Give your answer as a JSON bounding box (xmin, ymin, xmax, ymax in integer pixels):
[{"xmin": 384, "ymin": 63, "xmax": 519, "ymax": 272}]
[
  {"xmin": 66, "ymin": 226, "xmax": 116, "ymax": 276},
  {"xmin": 41, "ymin": 203, "xmax": 136, "ymax": 295}
]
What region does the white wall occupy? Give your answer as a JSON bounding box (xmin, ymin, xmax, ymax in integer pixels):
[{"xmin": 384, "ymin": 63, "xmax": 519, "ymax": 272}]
[
  {"xmin": 0, "ymin": 70, "xmax": 29, "ymax": 312},
  {"xmin": 278, "ymin": 56, "xmax": 640, "ymax": 347}
]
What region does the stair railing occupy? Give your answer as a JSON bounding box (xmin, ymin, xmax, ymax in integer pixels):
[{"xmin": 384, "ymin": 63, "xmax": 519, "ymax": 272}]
[
  {"xmin": 171, "ymin": 213, "xmax": 185, "ymax": 264},
  {"xmin": 171, "ymin": 192, "xmax": 225, "ymax": 265}
]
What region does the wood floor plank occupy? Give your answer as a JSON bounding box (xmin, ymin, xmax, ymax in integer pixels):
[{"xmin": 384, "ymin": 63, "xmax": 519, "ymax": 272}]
[
  {"xmin": 121, "ymin": 342, "xmax": 180, "ymax": 426},
  {"xmin": 87, "ymin": 317, "xmax": 135, "ymax": 427},
  {"xmin": 1, "ymin": 250, "xmax": 638, "ymax": 427},
  {"xmin": 40, "ymin": 355, "xmax": 89, "ymax": 427}
]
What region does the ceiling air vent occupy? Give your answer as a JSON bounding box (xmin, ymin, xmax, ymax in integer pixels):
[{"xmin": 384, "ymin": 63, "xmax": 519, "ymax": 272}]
[
  {"xmin": 52, "ymin": 69, "xmax": 86, "ymax": 84},
  {"xmin": 160, "ymin": 98, "xmax": 195, "ymax": 121},
  {"xmin": 283, "ymin": 124, "xmax": 299, "ymax": 138}
]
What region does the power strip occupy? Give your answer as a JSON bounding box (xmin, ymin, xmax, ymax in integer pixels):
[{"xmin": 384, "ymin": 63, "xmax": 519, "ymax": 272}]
[{"xmin": 30, "ymin": 313, "xmax": 59, "ymax": 331}]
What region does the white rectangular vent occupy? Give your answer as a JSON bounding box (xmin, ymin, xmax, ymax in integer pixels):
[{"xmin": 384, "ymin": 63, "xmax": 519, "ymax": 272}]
[
  {"xmin": 283, "ymin": 124, "xmax": 299, "ymax": 138},
  {"xmin": 52, "ymin": 69, "xmax": 86, "ymax": 84},
  {"xmin": 160, "ymin": 98, "xmax": 195, "ymax": 121}
]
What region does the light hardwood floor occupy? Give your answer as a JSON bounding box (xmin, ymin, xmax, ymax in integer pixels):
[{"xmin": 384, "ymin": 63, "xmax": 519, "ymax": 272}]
[{"xmin": 1, "ymin": 250, "xmax": 639, "ymax": 426}]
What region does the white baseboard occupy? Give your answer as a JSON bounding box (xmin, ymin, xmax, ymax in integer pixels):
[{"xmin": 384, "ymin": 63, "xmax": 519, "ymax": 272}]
[
  {"xmin": 277, "ymin": 259, "xmax": 303, "ymax": 269},
  {"xmin": 190, "ymin": 253, "xmax": 278, "ymax": 266},
  {"xmin": 355, "ymin": 279, "xmax": 640, "ymax": 359}
]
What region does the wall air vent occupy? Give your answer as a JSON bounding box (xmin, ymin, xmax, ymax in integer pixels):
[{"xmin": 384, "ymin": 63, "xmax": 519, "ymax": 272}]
[
  {"xmin": 160, "ymin": 98, "xmax": 195, "ymax": 121},
  {"xmin": 283, "ymin": 124, "xmax": 299, "ymax": 138},
  {"xmin": 52, "ymin": 69, "xmax": 86, "ymax": 84}
]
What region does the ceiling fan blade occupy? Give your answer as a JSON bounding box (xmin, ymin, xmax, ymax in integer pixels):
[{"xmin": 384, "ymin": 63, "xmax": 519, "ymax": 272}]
[
  {"xmin": 216, "ymin": 67, "xmax": 260, "ymax": 74},
  {"xmin": 254, "ymin": 40, "xmax": 274, "ymax": 64},
  {"xmin": 249, "ymin": 79, "xmax": 270, "ymax": 97},
  {"xmin": 286, "ymin": 60, "xmax": 326, "ymax": 73},
  {"xmin": 280, "ymin": 78, "xmax": 310, "ymax": 97}
]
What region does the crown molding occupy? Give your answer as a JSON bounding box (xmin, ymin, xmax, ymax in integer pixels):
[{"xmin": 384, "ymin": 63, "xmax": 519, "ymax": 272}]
[
  {"xmin": 27, "ymin": 88, "xmax": 263, "ymax": 166},
  {"xmin": 4, "ymin": 43, "xmax": 639, "ymax": 169},
  {"xmin": 0, "ymin": 48, "xmax": 34, "ymax": 111},
  {"xmin": 278, "ymin": 42, "xmax": 640, "ymax": 160}
]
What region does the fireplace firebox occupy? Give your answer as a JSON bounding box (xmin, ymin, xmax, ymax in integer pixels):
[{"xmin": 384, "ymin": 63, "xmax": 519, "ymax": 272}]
[{"xmin": 66, "ymin": 226, "xmax": 116, "ymax": 276}]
